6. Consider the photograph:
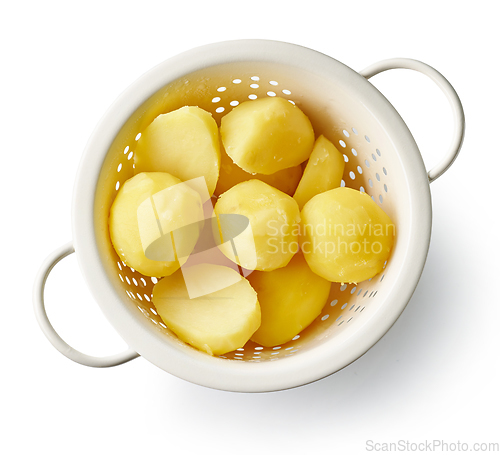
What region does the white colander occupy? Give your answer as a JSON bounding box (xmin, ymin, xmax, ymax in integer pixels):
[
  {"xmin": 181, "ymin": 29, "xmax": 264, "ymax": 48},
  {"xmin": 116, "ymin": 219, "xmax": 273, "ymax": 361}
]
[{"xmin": 33, "ymin": 40, "xmax": 464, "ymax": 392}]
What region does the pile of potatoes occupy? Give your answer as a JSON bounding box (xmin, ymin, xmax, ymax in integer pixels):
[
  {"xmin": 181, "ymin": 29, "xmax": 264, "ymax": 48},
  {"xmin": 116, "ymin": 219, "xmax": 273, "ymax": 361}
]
[{"xmin": 109, "ymin": 97, "xmax": 395, "ymax": 356}]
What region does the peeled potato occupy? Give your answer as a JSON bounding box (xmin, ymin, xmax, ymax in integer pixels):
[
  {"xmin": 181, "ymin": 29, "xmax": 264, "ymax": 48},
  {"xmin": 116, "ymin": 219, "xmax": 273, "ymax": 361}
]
[
  {"xmin": 248, "ymin": 253, "xmax": 331, "ymax": 347},
  {"xmin": 215, "ymin": 144, "xmax": 303, "ymax": 196},
  {"xmin": 109, "ymin": 172, "xmax": 204, "ymax": 277},
  {"xmin": 293, "ymin": 135, "xmax": 345, "ymax": 209},
  {"xmin": 134, "ymin": 106, "xmax": 220, "ymax": 195},
  {"xmin": 153, "ymin": 265, "xmax": 260, "ymax": 356},
  {"xmin": 214, "ymin": 180, "xmax": 301, "ymax": 272},
  {"xmin": 301, "ymin": 187, "xmax": 395, "ymax": 283},
  {"xmin": 220, "ymin": 97, "xmax": 314, "ymax": 175}
]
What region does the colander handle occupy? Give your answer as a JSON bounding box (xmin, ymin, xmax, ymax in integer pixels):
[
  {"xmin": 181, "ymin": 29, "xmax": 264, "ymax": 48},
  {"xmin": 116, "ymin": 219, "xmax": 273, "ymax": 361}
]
[
  {"xmin": 359, "ymin": 58, "xmax": 465, "ymax": 183},
  {"xmin": 33, "ymin": 242, "xmax": 140, "ymax": 368}
]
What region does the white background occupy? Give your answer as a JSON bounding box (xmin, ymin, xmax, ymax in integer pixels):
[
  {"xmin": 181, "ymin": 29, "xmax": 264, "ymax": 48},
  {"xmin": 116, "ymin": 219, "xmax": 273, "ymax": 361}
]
[{"xmin": 2, "ymin": 1, "xmax": 499, "ymax": 454}]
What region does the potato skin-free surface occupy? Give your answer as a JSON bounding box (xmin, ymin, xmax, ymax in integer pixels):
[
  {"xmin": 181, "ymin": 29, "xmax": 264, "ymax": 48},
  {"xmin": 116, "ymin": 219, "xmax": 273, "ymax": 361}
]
[
  {"xmin": 214, "ymin": 180, "xmax": 301, "ymax": 272},
  {"xmin": 134, "ymin": 106, "xmax": 220, "ymax": 195},
  {"xmin": 301, "ymin": 187, "xmax": 395, "ymax": 283},
  {"xmin": 248, "ymin": 253, "xmax": 331, "ymax": 347},
  {"xmin": 153, "ymin": 265, "xmax": 260, "ymax": 356},
  {"xmin": 215, "ymin": 144, "xmax": 302, "ymax": 197},
  {"xmin": 109, "ymin": 172, "xmax": 203, "ymax": 277},
  {"xmin": 293, "ymin": 135, "xmax": 345, "ymax": 209},
  {"xmin": 220, "ymin": 97, "xmax": 315, "ymax": 175}
]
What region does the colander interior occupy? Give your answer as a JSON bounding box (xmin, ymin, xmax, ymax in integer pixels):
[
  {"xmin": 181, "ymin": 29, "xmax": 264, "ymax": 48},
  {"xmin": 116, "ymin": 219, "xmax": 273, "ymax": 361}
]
[{"xmin": 94, "ymin": 60, "xmax": 411, "ymax": 364}]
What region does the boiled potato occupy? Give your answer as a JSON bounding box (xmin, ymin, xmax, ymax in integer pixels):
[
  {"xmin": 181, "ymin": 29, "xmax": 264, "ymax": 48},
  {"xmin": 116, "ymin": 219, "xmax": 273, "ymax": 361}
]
[
  {"xmin": 214, "ymin": 180, "xmax": 301, "ymax": 272},
  {"xmin": 301, "ymin": 187, "xmax": 395, "ymax": 283},
  {"xmin": 134, "ymin": 106, "xmax": 220, "ymax": 195},
  {"xmin": 109, "ymin": 172, "xmax": 204, "ymax": 277},
  {"xmin": 293, "ymin": 135, "xmax": 345, "ymax": 209},
  {"xmin": 215, "ymin": 144, "xmax": 302, "ymax": 196},
  {"xmin": 220, "ymin": 97, "xmax": 314, "ymax": 175},
  {"xmin": 153, "ymin": 265, "xmax": 260, "ymax": 356},
  {"xmin": 248, "ymin": 253, "xmax": 331, "ymax": 347}
]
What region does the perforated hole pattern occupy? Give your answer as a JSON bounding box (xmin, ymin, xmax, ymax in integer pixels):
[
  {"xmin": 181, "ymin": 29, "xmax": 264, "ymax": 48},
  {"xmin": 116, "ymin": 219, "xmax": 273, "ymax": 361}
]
[{"xmin": 110, "ymin": 74, "xmax": 392, "ymax": 362}]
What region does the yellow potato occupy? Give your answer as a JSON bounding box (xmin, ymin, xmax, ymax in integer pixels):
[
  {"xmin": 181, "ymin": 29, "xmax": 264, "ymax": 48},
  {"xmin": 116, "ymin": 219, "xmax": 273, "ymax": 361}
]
[
  {"xmin": 134, "ymin": 106, "xmax": 220, "ymax": 195},
  {"xmin": 301, "ymin": 187, "xmax": 395, "ymax": 283},
  {"xmin": 220, "ymin": 97, "xmax": 315, "ymax": 175},
  {"xmin": 153, "ymin": 265, "xmax": 261, "ymax": 356},
  {"xmin": 293, "ymin": 135, "xmax": 345, "ymax": 209},
  {"xmin": 109, "ymin": 172, "xmax": 204, "ymax": 277},
  {"xmin": 248, "ymin": 253, "xmax": 331, "ymax": 347},
  {"xmin": 215, "ymin": 144, "xmax": 303, "ymax": 196},
  {"xmin": 214, "ymin": 180, "xmax": 301, "ymax": 272}
]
